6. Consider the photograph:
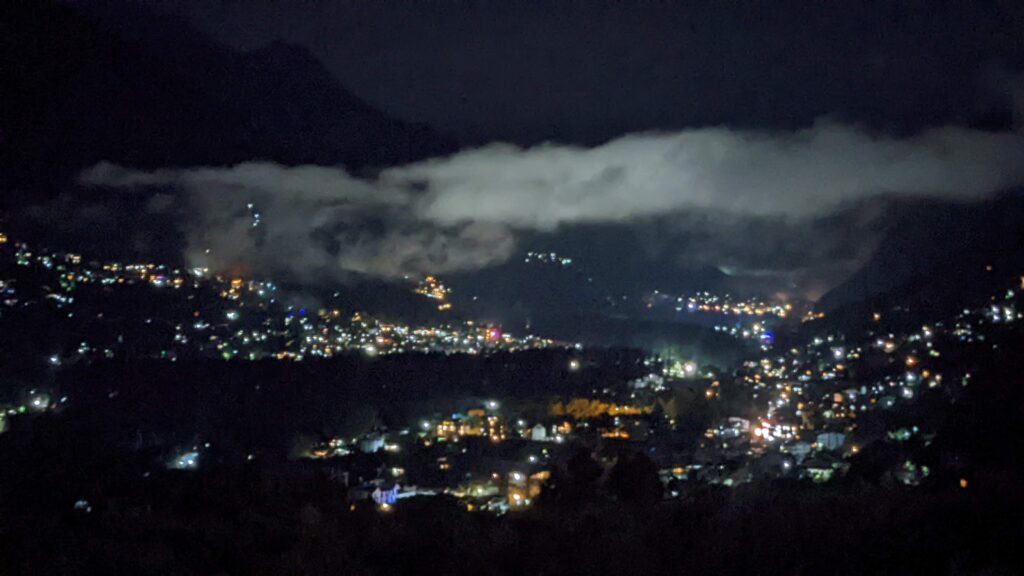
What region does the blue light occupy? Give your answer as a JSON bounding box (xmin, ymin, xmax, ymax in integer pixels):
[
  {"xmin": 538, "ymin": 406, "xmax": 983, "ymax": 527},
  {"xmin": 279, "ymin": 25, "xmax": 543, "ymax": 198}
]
[{"xmin": 372, "ymin": 485, "xmax": 400, "ymax": 505}]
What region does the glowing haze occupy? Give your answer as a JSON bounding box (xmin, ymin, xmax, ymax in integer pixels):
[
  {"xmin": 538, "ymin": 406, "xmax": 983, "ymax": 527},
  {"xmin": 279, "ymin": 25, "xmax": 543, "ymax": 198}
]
[{"xmin": 80, "ymin": 121, "xmax": 1024, "ymax": 284}]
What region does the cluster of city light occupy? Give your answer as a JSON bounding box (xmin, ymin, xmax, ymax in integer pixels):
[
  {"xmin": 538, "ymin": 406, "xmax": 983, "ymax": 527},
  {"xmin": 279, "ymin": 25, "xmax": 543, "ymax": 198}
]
[
  {"xmin": 5, "ymin": 230, "xmax": 1018, "ymax": 496},
  {"xmin": 414, "ymin": 275, "xmax": 453, "ymax": 310},
  {"xmin": 2, "ymin": 234, "xmax": 561, "ymax": 365},
  {"xmin": 523, "ymin": 251, "xmax": 573, "ymax": 267},
  {"xmin": 668, "ymin": 291, "xmax": 791, "ymax": 318},
  {"xmin": 704, "ymin": 271, "xmax": 1024, "ymax": 488}
]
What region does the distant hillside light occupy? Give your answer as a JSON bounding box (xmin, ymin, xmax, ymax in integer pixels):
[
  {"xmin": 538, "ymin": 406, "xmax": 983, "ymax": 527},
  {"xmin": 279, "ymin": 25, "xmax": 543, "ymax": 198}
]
[{"xmin": 169, "ymin": 451, "xmax": 200, "ymax": 470}]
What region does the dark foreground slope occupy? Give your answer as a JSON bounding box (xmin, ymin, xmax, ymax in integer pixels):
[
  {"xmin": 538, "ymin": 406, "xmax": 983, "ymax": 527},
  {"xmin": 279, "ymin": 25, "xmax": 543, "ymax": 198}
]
[{"xmin": 0, "ymin": 328, "xmax": 1021, "ymax": 575}]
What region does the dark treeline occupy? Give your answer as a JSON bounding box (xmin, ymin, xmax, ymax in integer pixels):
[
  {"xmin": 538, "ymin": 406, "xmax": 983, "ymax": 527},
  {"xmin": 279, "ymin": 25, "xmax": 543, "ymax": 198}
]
[
  {"xmin": 0, "ymin": 448, "xmax": 1019, "ymax": 575},
  {"xmin": 9, "ymin": 348, "xmax": 644, "ymax": 454}
]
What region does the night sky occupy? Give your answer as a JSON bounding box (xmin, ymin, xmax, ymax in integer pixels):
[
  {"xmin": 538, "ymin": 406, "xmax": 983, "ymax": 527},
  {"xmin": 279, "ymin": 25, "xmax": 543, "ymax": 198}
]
[{"xmin": 166, "ymin": 0, "xmax": 1024, "ymax": 144}]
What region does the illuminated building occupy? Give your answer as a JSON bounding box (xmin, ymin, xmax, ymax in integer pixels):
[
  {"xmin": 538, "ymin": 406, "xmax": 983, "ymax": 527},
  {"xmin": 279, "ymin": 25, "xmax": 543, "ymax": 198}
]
[
  {"xmin": 507, "ymin": 470, "xmax": 550, "ymax": 508},
  {"xmin": 486, "ymin": 416, "xmax": 506, "ymax": 442},
  {"xmin": 436, "ymin": 420, "xmax": 458, "ymax": 441}
]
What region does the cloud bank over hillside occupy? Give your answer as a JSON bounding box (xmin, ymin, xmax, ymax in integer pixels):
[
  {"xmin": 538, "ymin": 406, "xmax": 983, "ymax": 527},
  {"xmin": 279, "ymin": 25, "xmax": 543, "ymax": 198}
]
[{"xmin": 80, "ymin": 121, "xmax": 1024, "ymax": 283}]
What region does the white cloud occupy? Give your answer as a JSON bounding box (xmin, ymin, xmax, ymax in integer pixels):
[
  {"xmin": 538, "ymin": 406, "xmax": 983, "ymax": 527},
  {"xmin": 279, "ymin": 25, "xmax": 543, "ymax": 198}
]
[
  {"xmin": 390, "ymin": 121, "xmax": 1024, "ymax": 228},
  {"xmin": 79, "ymin": 121, "xmax": 1024, "ymax": 281}
]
